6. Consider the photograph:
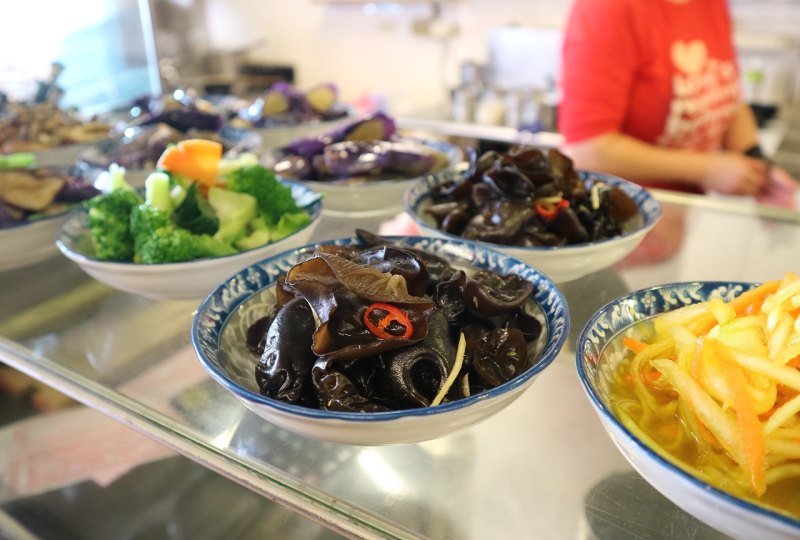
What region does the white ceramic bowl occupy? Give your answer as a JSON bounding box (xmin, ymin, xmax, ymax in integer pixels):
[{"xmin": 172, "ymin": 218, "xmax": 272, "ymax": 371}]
[
  {"xmin": 55, "ymin": 180, "xmax": 323, "ymax": 300},
  {"xmin": 286, "ymin": 137, "xmax": 464, "ymax": 218},
  {"xmin": 576, "ymin": 282, "xmax": 800, "ymax": 540},
  {"xmin": 1, "ymin": 213, "xmax": 65, "ymax": 271},
  {"xmin": 0, "ymin": 167, "xmax": 101, "ymax": 271},
  {"xmin": 191, "ymin": 235, "xmax": 569, "ymax": 445},
  {"xmin": 404, "ymin": 169, "xmax": 661, "ymax": 283}
]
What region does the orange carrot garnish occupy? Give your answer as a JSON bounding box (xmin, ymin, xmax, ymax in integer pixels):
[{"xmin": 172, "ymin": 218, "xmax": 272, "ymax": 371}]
[
  {"xmin": 623, "ymin": 336, "xmax": 648, "ymax": 354},
  {"xmin": 729, "ymin": 281, "xmax": 780, "ymax": 316},
  {"xmin": 709, "ymin": 339, "xmax": 767, "ymax": 496}
]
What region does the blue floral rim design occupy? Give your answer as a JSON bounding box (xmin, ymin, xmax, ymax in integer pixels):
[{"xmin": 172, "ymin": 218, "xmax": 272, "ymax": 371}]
[
  {"xmin": 576, "ymin": 281, "xmax": 800, "ymax": 531},
  {"xmin": 191, "ymin": 235, "xmax": 570, "ymax": 423}
]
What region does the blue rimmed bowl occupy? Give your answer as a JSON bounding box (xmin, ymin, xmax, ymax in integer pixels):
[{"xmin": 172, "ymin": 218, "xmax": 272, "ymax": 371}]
[
  {"xmin": 404, "ymin": 169, "xmax": 661, "ymax": 283},
  {"xmin": 191, "ymin": 235, "xmax": 569, "ymax": 445},
  {"xmin": 55, "ymin": 180, "xmax": 322, "ymax": 300},
  {"xmin": 577, "ymin": 281, "xmax": 800, "ymax": 540}
]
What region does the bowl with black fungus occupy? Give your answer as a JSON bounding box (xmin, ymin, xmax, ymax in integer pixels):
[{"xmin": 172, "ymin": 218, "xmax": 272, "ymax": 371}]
[
  {"xmin": 404, "ymin": 146, "xmax": 661, "ymax": 283},
  {"xmin": 191, "ymin": 229, "xmax": 569, "ymax": 445}
]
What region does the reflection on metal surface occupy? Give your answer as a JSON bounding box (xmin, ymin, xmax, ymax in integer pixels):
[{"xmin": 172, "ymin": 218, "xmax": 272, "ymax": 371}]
[
  {"xmin": 582, "ymin": 472, "xmax": 728, "ymax": 540},
  {"xmin": 558, "ymin": 266, "xmax": 630, "ymax": 349},
  {"xmin": 171, "ymin": 379, "xmax": 246, "ymax": 449},
  {"xmin": 1, "ymin": 455, "xmax": 347, "ymax": 540},
  {"xmin": 358, "ymin": 450, "xmax": 405, "ymax": 494},
  {"xmin": 650, "ymin": 188, "xmax": 800, "ymax": 224},
  {"xmin": 0, "ymin": 280, "xmax": 111, "ymax": 341}
]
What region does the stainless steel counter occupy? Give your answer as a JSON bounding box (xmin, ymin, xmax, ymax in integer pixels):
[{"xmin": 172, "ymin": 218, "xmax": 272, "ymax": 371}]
[
  {"xmin": 1, "ymin": 191, "xmax": 800, "ymax": 539},
  {"xmin": 397, "ymin": 113, "xmax": 792, "ymax": 157}
]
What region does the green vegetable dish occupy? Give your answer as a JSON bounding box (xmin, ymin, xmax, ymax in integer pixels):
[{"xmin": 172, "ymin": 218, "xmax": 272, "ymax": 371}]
[{"xmin": 85, "ymin": 157, "xmax": 311, "ymax": 264}]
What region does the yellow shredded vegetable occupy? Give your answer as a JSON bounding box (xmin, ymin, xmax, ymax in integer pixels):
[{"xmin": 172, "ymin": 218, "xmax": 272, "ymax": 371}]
[
  {"xmin": 431, "ymin": 332, "xmax": 466, "ymax": 406},
  {"xmin": 608, "ymin": 273, "xmax": 800, "ymax": 517}
]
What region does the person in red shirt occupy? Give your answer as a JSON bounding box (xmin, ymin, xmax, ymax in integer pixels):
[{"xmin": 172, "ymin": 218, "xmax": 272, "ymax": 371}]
[{"xmin": 558, "ymin": 0, "xmax": 796, "ymax": 206}]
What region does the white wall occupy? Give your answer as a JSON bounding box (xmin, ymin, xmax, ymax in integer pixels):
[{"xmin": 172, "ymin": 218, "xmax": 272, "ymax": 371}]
[
  {"xmin": 203, "ymin": 1, "xmax": 799, "ymax": 117},
  {"xmin": 203, "ymin": 1, "xmax": 574, "ymax": 117}
]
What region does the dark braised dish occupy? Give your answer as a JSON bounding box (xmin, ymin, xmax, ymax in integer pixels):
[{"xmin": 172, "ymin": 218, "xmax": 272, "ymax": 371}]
[
  {"xmin": 246, "ymin": 230, "xmax": 546, "ymax": 412},
  {"xmin": 424, "ymin": 146, "xmax": 641, "ymax": 247}
]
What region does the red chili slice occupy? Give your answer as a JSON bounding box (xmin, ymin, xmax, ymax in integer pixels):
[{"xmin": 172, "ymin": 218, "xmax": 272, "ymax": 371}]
[
  {"xmin": 363, "ymin": 302, "xmax": 413, "ymax": 340},
  {"xmin": 534, "ymin": 198, "xmax": 569, "ymax": 220}
]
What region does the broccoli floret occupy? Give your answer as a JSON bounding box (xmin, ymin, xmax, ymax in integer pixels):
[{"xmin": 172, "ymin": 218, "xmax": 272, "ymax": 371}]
[
  {"xmin": 85, "ymin": 188, "xmax": 143, "ymax": 261},
  {"xmin": 225, "ymin": 165, "xmax": 299, "ymax": 224},
  {"xmin": 136, "ymin": 227, "xmax": 198, "ymax": 263},
  {"xmin": 136, "ymin": 228, "xmax": 235, "ymax": 263},
  {"xmin": 131, "ymin": 204, "xmax": 235, "ymax": 264},
  {"xmin": 130, "ymin": 204, "xmax": 171, "ymax": 247},
  {"xmin": 206, "ymin": 187, "xmax": 257, "ymax": 245}
]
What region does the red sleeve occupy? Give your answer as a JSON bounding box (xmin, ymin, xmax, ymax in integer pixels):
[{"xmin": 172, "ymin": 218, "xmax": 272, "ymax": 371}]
[{"xmin": 558, "ymin": 0, "xmax": 642, "ymax": 144}]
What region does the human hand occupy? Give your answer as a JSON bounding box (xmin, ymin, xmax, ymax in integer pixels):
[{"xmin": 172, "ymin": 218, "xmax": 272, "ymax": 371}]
[
  {"xmin": 756, "ymin": 165, "xmax": 798, "ymax": 209},
  {"xmin": 701, "ymin": 152, "xmax": 769, "ymax": 196}
]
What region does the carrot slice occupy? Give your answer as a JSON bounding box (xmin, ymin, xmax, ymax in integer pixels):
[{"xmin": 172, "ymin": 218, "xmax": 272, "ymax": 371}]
[
  {"xmin": 709, "ymin": 338, "xmax": 767, "ymax": 496},
  {"xmin": 157, "ymin": 139, "xmax": 223, "ymax": 185},
  {"xmin": 729, "ymin": 281, "xmax": 780, "ymax": 316},
  {"xmin": 623, "ymin": 336, "xmax": 648, "ymax": 354}
]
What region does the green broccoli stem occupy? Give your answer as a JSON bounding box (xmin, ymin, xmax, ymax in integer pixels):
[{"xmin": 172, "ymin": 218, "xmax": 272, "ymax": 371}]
[{"xmin": 145, "ymin": 172, "xmax": 174, "ymax": 213}]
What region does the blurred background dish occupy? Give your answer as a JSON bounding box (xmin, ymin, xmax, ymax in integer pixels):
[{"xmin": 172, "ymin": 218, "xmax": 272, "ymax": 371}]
[
  {"xmin": 0, "ymin": 103, "xmax": 112, "ymax": 153},
  {"xmin": 0, "ymin": 101, "xmax": 115, "ymax": 167},
  {"xmin": 118, "ymin": 86, "xmax": 356, "ymax": 160},
  {"xmin": 55, "ymin": 179, "xmax": 322, "ymax": 300},
  {"xmin": 231, "ymin": 81, "xmax": 350, "ymax": 129},
  {"xmin": 576, "ymin": 281, "xmax": 800, "ymax": 540},
  {"xmin": 0, "ymin": 165, "xmax": 100, "ymax": 271},
  {"xmin": 191, "ymin": 233, "xmax": 569, "ymax": 445},
  {"xmin": 270, "ymin": 112, "xmax": 465, "ymax": 217},
  {"xmin": 296, "ymin": 137, "xmax": 463, "ymax": 218}
]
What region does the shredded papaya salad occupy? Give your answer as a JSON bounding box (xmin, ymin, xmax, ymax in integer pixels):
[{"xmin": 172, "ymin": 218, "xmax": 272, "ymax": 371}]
[{"xmin": 610, "ymin": 273, "xmax": 800, "ymax": 515}]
